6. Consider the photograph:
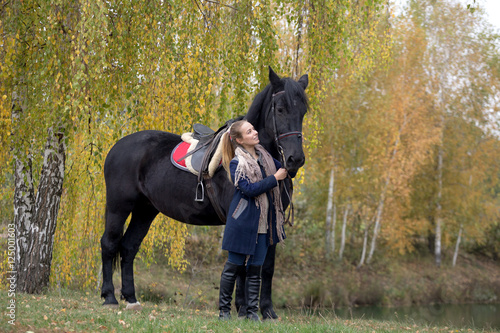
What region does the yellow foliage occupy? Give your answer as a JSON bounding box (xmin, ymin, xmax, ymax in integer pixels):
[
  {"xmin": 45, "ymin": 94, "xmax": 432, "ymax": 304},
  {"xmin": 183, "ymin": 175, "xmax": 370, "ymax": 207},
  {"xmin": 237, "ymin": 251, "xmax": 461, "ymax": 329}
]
[
  {"xmin": 45, "ymin": 0, "xmax": 291, "ymax": 290},
  {"xmin": 1, "ymin": 0, "xmax": 415, "ymax": 290}
]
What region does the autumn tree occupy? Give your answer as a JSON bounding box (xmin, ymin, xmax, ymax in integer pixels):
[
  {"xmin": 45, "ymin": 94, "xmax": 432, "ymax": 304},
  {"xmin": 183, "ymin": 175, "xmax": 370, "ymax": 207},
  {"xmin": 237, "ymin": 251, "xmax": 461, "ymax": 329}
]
[
  {"xmin": 2, "ymin": 0, "xmax": 87, "ymax": 293},
  {"xmin": 300, "ymin": 0, "xmax": 499, "ymax": 267},
  {"xmin": 3, "ymin": 0, "xmax": 395, "ymax": 291},
  {"xmin": 0, "ymin": 0, "xmax": 286, "ymax": 291},
  {"xmin": 406, "ymin": 0, "xmax": 500, "ymax": 266}
]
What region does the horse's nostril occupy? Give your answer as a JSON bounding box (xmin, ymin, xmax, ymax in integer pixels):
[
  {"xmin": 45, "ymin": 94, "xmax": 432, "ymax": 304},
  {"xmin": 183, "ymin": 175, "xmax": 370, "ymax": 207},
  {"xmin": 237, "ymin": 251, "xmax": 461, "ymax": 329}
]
[{"xmin": 286, "ymin": 156, "xmax": 305, "ymax": 168}]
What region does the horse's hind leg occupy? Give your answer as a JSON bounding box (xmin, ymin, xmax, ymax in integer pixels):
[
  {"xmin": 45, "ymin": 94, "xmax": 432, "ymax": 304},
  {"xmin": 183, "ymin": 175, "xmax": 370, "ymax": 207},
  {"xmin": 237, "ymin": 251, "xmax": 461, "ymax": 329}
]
[
  {"xmin": 101, "ymin": 207, "xmax": 131, "ymax": 306},
  {"xmin": 119, "ymin": 203, "xmax": 158, "ymax": 308}
]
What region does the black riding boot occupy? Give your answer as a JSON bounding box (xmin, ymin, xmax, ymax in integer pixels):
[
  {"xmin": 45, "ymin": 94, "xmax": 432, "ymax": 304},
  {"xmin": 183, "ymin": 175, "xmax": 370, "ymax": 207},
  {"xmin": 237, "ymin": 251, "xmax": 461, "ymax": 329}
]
[
  {"xmin": 245, "ymin": 265, "xmax": 262, "ymax": 322},
  {"xmin": 219, "ymin": 261, "xmax": 242, "ymax": 320}
]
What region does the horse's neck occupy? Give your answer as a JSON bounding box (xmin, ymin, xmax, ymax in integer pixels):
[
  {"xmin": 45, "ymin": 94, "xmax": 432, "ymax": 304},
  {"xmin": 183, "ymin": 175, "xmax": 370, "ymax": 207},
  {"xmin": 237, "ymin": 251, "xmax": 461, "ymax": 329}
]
[{"xmin": 254, "ymin": 113, "xmax": 279, "ymax": 161}]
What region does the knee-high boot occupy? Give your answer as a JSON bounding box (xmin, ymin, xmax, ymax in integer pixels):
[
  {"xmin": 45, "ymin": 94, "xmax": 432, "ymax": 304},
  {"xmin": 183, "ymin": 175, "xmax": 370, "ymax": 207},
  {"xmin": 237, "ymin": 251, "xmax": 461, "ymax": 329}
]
[
  {"xmin": 245, "ymin": 265, "xmax": 262, "ymax": 321},
  {"xmin": 219, "ymin": 261, "xmax": 242, "ymax": 320}
]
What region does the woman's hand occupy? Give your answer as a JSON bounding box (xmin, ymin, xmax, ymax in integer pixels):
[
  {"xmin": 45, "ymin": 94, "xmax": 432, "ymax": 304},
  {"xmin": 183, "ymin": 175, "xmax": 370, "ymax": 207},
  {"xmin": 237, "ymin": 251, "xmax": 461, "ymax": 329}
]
[{"xmin": 274, "ymin": 168, "xmax": 288, "ymax": 181}]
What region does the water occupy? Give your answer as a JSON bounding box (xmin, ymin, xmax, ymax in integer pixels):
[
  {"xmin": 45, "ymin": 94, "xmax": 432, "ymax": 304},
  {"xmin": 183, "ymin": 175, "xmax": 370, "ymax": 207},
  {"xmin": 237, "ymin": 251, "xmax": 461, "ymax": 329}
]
[{"xmin": 334, "ymin": 303, "xmax": 500, "ymax": 330}]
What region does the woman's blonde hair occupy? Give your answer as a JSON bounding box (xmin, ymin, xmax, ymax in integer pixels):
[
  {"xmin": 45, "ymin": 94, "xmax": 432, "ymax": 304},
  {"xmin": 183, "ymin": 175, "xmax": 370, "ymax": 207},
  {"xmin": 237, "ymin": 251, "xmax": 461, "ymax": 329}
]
[{"xmin": 221, "ymin": 120, "xmax": 248, "ymax": 181}]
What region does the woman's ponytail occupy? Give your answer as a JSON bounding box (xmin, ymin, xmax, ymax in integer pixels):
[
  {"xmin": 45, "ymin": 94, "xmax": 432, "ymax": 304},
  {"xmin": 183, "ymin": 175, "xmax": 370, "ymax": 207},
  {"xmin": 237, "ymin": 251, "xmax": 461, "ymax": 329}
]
[
  {"xmin": 221, "ymin": 120, "xmax": 246, "ymax": 181},
  {"xmin": 221, "ymin": 130, "xmax": 235, "ymax": 180}
]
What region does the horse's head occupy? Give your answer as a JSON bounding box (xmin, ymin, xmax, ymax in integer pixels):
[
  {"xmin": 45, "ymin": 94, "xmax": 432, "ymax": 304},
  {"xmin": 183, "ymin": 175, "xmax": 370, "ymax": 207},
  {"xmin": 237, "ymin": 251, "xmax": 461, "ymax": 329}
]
[{"xmin": 246, "ymin": 67, "xmax": 308, "ymax": 177}]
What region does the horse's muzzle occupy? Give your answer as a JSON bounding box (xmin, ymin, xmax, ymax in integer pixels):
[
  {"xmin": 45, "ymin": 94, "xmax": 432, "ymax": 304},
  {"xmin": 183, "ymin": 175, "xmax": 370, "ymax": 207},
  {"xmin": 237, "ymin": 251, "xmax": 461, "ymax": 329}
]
[{"xmin": 285, "ymin": 155, "xmax": 305, "ymax": 178}]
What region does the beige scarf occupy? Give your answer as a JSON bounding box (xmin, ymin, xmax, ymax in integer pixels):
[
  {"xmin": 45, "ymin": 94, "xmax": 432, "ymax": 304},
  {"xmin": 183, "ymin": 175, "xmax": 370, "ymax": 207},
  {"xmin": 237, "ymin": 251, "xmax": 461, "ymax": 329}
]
[{"xmin": 234, "ymin": 145, "xmax": 285, "ymax": 242}]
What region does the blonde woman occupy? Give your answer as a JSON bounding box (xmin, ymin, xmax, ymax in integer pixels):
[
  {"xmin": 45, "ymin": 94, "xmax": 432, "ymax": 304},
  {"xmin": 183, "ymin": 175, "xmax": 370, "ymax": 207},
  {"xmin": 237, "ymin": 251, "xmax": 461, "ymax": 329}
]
[{"xmin": 218, "ymin": 120, "xmax": 287, "ymax": 321}]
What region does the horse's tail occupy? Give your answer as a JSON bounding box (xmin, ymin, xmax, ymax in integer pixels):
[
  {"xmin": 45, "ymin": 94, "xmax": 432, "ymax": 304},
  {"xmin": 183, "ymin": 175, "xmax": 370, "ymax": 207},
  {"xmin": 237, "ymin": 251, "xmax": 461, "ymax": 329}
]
[
  {"xmin": 112, "ymin": 251, "xmax": 121, "ymax": 273},
  {"xmin": 104, "ymin": 205, "xmax": 123, "ymax": 273},
  {"xmin": 111, "ymin": 223, "xmax": 121, "ymax": 271}
]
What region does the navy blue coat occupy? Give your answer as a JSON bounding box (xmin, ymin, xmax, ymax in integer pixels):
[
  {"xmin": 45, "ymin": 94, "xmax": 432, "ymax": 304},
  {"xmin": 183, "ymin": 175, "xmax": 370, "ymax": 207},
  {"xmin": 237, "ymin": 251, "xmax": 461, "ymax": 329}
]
[{"xmin": 221, "ymin": 156, "xmax": 285, "ymax": 256}]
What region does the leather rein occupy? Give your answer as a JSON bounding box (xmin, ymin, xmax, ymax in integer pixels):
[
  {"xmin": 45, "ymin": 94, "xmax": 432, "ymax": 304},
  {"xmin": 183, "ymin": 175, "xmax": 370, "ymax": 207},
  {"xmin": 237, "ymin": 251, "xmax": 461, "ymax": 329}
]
[{"xmin": 270, "ymin": 90, "xmax": 300, "ymax": 226}]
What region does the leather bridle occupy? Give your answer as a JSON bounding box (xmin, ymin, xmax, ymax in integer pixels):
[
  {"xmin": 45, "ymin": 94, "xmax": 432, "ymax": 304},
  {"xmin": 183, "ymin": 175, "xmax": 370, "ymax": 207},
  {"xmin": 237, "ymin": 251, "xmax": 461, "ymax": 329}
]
[
  {"xmin": 269, "ymin": 90, "xmax": 300, "ymax": 226},
  {"xmin": 270, "ymin": 90, "xmax": 302, "ymax": 170}
]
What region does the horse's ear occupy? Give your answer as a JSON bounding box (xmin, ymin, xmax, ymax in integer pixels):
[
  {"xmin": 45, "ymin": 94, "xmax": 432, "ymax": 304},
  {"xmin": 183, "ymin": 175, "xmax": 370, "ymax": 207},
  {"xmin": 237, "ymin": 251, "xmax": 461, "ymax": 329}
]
[
  {"xmin": 269, "ymin": 66, "xmax": 283, "ymax": 92},
  {"xmin": 298, "ymin": 74, "xmax": 308, "ymax": 90}
]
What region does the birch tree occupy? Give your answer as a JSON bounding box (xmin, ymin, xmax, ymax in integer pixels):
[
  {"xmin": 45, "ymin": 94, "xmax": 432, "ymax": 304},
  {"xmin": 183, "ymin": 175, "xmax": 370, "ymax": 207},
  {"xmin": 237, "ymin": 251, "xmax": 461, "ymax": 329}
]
[
  {"xmin": 3, "ymin": 0, "xmax": 80, "ymax": 292},
  {"xmin": 325, "ymin": 167, "xmax": 336, "ymax": 258},
  {"xmin": 409, "ymin": 0, "xmax": 500, "ymax": 266}
]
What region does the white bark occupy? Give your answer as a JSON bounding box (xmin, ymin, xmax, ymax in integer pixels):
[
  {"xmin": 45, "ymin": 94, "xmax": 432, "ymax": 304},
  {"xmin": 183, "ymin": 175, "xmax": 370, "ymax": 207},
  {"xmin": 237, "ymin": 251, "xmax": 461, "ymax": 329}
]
[
  {"xmin": 15, "ymin": 128, "xmax": 66, "ymax": 293},
  {"xmin": 339, "ymin": 204, "xmax": 350, "ymax": 260},
  {"xmin": 452, "ymin": 224, "xmax": 463, "ymax": 267},
  {"xmin": 358, "ymin": 226, "xmax": 369, "ymax": 268},
  {"xmin": 366, "ymin": 192, "xmax": 386, "ymax": 264},
  {"xmin": 325, "ymin": 168, "xmax": 335, "ymax": 258},
  {"xmin": 435, "ymin": 117, "xmax": 444, "ymax": 268},
  {"xmin": 14, "ymin": 157, "xmax": 35, "ymax": 269}
]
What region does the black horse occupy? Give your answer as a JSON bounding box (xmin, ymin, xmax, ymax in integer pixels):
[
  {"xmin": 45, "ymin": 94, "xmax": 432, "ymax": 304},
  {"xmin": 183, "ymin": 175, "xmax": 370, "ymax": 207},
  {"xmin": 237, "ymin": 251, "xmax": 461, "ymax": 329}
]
[{"xmin": 100, "ymin": 67, "xmax": 308, "ymax": 318}]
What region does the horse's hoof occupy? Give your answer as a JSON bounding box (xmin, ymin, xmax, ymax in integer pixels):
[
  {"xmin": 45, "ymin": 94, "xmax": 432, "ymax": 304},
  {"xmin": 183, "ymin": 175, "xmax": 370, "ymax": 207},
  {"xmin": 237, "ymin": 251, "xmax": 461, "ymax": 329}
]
[
  {"xmin": 262, "ymin": 308, "xmax": 279, "ymax": 320},
  {"xmin": 102, "ymin": 303, "xmax": 119, "ymax": 309},
  {"xmin": 125, "ymin": 302, "xmax": 142, "ymax": 311}
]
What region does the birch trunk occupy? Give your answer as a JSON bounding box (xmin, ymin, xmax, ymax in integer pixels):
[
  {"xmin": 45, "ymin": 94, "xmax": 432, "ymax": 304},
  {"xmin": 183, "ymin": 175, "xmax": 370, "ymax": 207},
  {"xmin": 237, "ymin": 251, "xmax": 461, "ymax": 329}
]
[
  {"xmin": 366, "ymin": 192, "xmax": 386, "ymax": 264},
  {"xmin": 452, "ymin": 224, "xmax": 463, "ymax": 267},
  {"xmin": 435, "ymin": 115, "xmax": 444, "ymax": 268},
  {"xmin": 15, "ymin": 128, "xmax": 66, "ymax": 293},
  {"xmin": 14, "ymin": 157, "xmax": 35, "ymax": 280},
  {"xmin": 325, "ymin": 168, "xmax": 335, "ymax": 258},
  {"xmin": 357, "ymin": 226, "xmax": 369, "ymax": 268},
  {"xmin": 338, "ymin": 204, "xmax": 350, "ymax": 260}
]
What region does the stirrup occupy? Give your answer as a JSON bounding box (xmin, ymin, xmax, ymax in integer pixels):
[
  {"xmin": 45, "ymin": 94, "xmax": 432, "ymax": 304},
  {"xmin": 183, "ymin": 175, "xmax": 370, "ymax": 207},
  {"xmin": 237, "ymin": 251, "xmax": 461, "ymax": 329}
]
[{"xmin": 195, "ymin": 181, "xmax": 204, "ymax": 202}]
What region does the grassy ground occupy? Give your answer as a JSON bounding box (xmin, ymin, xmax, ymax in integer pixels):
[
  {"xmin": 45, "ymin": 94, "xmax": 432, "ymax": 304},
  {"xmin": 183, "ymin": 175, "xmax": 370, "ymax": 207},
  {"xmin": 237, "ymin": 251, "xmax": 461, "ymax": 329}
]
[
  {"xmin": 0, "ymin": 289, "xmax": 495, "ymax": 332},
  {"xmin": 1, "ymin": 235, "xmax": 498, "ymax": 332},
  {"xmin": 129, "ymin": 247, "xmax": 500, "ymax": 311}
]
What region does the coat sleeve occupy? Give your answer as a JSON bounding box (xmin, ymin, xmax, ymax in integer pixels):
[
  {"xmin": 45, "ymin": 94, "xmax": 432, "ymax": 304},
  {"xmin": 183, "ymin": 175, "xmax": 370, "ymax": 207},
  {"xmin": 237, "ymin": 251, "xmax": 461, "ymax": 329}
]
[
  {"xmin": 273, "ymin": 158, "xmax": 282, "ymax": 170},
  {"xmin": 230, "ymin": 159, "xmax": 278, "ymax": 198}
]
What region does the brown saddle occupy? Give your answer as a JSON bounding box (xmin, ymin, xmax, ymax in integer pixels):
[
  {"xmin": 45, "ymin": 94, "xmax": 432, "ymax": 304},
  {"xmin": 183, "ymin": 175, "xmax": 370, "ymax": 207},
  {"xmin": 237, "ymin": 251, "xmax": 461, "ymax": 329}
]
[
  {"xmin": 172, "ymin": 121, "xmax": 236, "ymax": 223},
  {"xmin": 172, "ymin": 124, "xmax": 220, "ymax": 176}
]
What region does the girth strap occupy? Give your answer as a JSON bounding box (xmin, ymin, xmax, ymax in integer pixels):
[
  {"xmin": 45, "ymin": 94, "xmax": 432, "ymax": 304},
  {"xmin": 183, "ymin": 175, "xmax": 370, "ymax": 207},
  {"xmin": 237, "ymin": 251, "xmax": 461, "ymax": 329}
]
[{"xmin": 203, "ymin": 172, "xmax": 226, "ymax": 223}]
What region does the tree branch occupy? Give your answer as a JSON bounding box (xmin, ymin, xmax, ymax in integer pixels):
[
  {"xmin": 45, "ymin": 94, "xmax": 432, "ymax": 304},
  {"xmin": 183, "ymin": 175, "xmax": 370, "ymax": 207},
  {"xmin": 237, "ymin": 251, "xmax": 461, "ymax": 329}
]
[
  {"xmin": 202, "ymin": 0, "xmax": 238, "ymax": 11},
  {"xmin": 192, "ymin": 0, "xmax": 208, "ymax": 27}
]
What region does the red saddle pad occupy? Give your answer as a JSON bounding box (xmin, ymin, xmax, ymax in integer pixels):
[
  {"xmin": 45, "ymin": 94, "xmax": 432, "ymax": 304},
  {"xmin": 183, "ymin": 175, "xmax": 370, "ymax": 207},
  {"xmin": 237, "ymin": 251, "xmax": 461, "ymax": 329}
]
[{"xmin": 171, "ymin": 141, "xmax": 190, "ymax": 171}]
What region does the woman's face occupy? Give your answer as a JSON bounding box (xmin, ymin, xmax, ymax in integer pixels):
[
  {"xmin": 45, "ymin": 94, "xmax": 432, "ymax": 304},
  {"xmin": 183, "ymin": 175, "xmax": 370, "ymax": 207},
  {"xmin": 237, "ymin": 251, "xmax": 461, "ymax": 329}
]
[{"xmin": 236, "ymin": 121, "xmax": 259, "ymax": 149}]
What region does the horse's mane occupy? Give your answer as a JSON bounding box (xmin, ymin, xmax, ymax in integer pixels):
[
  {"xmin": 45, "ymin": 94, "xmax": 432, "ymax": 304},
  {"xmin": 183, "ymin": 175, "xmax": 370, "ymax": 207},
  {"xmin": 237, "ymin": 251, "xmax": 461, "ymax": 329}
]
[{"xmin": 245, "ymin": 77, "xmax": 308, "ymax": 125}]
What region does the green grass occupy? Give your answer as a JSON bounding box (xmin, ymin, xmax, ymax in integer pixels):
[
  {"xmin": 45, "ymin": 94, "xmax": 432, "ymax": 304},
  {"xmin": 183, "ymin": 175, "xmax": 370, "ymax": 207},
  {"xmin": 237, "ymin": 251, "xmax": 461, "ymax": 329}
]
[{"xmin": 0, "ymin": 289, "xmax": 495, "ymax": 332}]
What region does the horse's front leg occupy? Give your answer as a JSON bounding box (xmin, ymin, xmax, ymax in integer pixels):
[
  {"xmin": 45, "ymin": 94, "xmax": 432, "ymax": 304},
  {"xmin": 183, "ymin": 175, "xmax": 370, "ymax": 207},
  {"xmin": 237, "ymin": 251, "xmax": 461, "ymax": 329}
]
[{"xmin": 260, "ymin": 243, "xmax": 278, "ymax": 320}]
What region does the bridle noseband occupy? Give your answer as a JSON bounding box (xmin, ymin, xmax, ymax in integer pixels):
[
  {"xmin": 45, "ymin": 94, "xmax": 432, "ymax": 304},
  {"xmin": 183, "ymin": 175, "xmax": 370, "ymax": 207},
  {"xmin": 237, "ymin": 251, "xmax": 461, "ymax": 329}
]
[{"xmin": 270, "ymin": 90, "xmax": 302, "ymax": 169}]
